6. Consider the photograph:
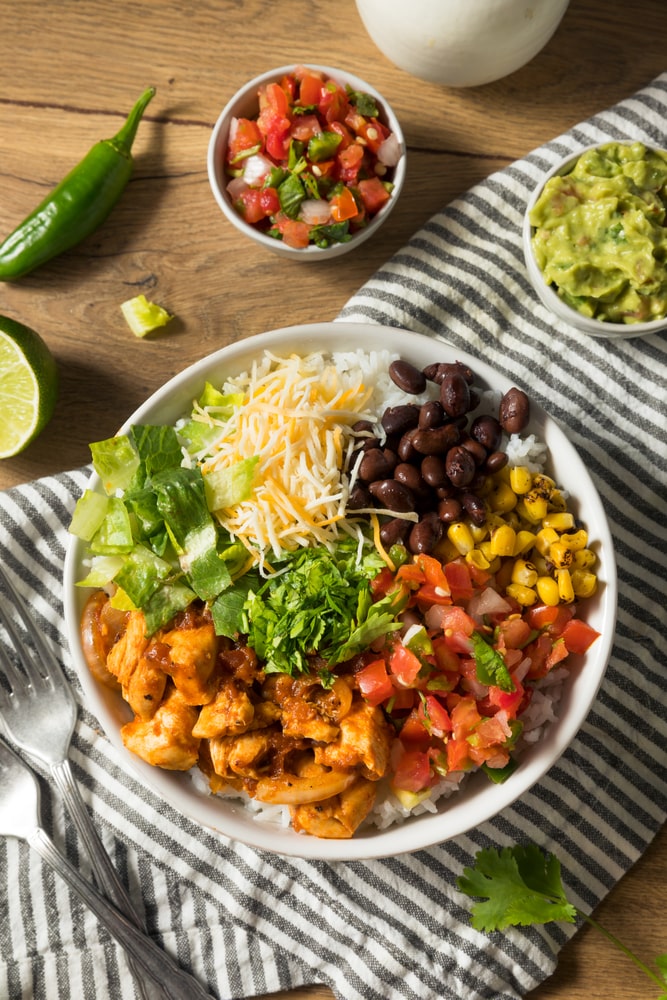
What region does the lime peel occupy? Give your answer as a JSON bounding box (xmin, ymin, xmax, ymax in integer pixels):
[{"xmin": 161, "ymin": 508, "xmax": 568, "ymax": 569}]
[{"xmin": 120, "ymin": 294, "xmax": 174, "ymax": 338}]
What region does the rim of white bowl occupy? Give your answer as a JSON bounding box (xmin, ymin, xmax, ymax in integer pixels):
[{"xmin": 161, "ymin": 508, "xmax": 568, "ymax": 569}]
[
  {"xmin": 523, "ymin": 143, "xmax": 667, "ymax": 339},
  {"xmin": 206, "ymin": 64, "xmax": 406, "ymax": 259},
  {"xmin": 62, "ymin": 322, "xmax": 617, "ymax": 860}
]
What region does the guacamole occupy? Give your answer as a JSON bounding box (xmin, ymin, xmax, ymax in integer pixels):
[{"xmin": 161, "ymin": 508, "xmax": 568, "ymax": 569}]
[{"xmin": 530, "ymin": 141, "xmax": 667, "ymax": 324}]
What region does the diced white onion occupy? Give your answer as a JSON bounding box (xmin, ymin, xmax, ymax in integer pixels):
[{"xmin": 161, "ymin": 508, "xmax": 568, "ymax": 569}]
[
  {"xmin": 226, "ymin": 176, "xmax": 248, "ymax": 201},
  {"xmin": 242, "ymin": 153, "xmax": 273, "ymax": 187},
  {"xmin": 298, "ymin": 199, "xmax": 332, "ymax": 226},
  {"xmin": 467, "ymin": 586, "xmax": 512, "ymax": 621},
  {"xmin": 377, "ymin": 132, "xmax": 401, "ymax": 167}
]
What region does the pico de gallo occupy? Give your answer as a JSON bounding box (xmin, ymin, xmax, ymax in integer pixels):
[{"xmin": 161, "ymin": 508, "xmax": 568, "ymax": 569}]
[
  {"xmin": 357, "ymin": 550, "xmax": 600, "ymax": 807},
  {"xmin": 223, "ymin": 65, "xmax": 402, "ymax": 249}
]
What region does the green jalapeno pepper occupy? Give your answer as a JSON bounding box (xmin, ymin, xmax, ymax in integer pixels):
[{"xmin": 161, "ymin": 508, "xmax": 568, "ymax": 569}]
[{"xmin": 0, "ymin": 86, "xmax": 155, "ymax": 281}]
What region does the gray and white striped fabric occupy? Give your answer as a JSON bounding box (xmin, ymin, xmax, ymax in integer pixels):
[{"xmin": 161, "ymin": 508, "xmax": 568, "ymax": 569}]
[{"xmin": 1, "ymin": 74, "xmax": 666, "ymax": 1000}]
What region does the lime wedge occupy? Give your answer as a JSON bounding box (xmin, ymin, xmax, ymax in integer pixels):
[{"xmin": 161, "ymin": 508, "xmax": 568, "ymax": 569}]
[{"xmin": 0, "ymin": 315, "xmax": 58, "ymax": 458}]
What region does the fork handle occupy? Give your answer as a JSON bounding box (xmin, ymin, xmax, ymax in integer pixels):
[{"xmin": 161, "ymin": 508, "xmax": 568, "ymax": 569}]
[
  {"xmin": 51, "ymin": 760, "xmax": 168, "ymax": 1000},
  {"xmin": 28, "ymin": 824, "xmax": 217, "ymax": 1000},
  {"xmin": 52, "ymin": 759, "xmax": 140, "ymax": 919}
]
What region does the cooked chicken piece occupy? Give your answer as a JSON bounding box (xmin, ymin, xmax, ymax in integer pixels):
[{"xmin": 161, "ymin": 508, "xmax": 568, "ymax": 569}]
[
  {"xmin": 247, "ymin": 700, "xmax": 281, "ymax": 730},
  {"xmin": 268, "ymin": 675, "xmax": 354, "ymax": 743},
  {"xmin": 124, "ymin": 655, "xmax": 168, "ymax": 721},
  {"xmin": 208, "ymin": 727, "xmax": 279, "ymax": 780},
  {"xmin": 105, "ymin": 610, "xmax": 149, "ymax": 687},
  {"xmin": 103, "ymin": 611, "xmax": 166, "ymax": 719},
  {"xmin": 313, "ymin": 699, "xmax": 392, "ymax": 780},
  {"xmin": 281, "ymin": 694, "xmax": 340, "ymax": 743},
  {"xmin": 161, "ymin": 622, "xmax": 218, "ymax": 705},
  {"xmin": 290, "ymin": 777, "xmax": 377, "ymax": 838},
  {"xmin": 192, "ymin": 677, "xmax": 254, "ymax": 738},
  {"xmin": 121, "ymin": 684, "xmax": 200, "ymax": 770}
]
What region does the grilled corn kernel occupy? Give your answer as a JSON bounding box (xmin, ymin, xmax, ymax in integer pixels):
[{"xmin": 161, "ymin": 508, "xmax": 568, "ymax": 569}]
[
  {"xmin": 549, "ymin": 541, "xmax": 574, "ymax": 569},
  {"xmin": 466, "ymin": 548, "xmax": 490, "ymax": 571},
  {"xmin": 509, "ymin": 466, "xmax": 533, "ymax": 495},
  {"xmin": 543, "ymin": 512, "xmax": 575, "ymax": 531},
  {"xmin": 571, "ymin": 568, "xmax": 597, "ymax": 598},
  {"xmin": 506, "ymin": 582, "xmax": 537, "ymax": 606},
  {"xmin": 521, "ymin": 492, "xmax": 549, "ymax": 522},
  {"xmin": 548, "ymin": 488, "xmax": 567, "ymax": 512},
  {"xmin": 533, "ymin": 473, "xmax": 556, "ymax": 492},
  {"xmin": 557, "ymin": 568, "xmax": 575, "ymax": 603},
  {"xmin": 447, "ymin": 521, "xmax": 475, "ymax": 555},
  {"xmin": 560, "ymin": 529, "xmax": 588, "ymax": 551},
  {"xmin": 574, "ymin": 548, "xmax": 597, "ymax": 569},
  {"xmin": 512, "ymin": 559, "xmax": 538, "ymax": 587},
  {"xmin": 536, "ymin": 575, "xmax": 560, "ymax": 606},
  {"xmin": 469, "ymin": 522, "xmax": 489, "ymax": 543},
  {"xmin": 490, "ymin": 523, "xmax": 516, "ymax": 557},
  {"xmin": 477, "ymin": 543, "xmax": 502, "ymax": 573},
  {"xmin": 534, "ymin": 526, "xmax": 559, "ymax": 557},
  {"xmin": 489, "ymin": 481, "xmax": 518, "ymax": 514},
  {"xmin": 513, "ymin": 529, "xmax": 538, "ymax": 556},
  {"xmin": 531, "ymin": 552, "xmax": 550, "ymax": 576}
]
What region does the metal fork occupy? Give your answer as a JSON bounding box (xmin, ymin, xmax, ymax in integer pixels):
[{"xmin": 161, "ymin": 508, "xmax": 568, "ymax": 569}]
[
  {"xmin": 0, "ymin": 566, "xmax": 213, "ymax": 1000},
  {"xmin": 0, "ymin": 736, "xmax": 217, "ymax": 999}
]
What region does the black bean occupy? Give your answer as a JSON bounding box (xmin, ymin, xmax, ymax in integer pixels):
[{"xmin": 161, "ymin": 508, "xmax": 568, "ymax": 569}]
[
  {"xmin": 379, "ymin": 517, "xmax": 411, "ymax": 548},
  {"xmin": 394, "ymin": 463, "xmax": 429, "ymax": 496},
  {"xmin": 418, "ymin": 400, "xmax": 444, "ymax": 429},
  {"xmin": 484, "ymin": 450, "xmax": 508, "ymax": 473},
  {"xmin": 445, "ymin": 445, "xmax": 476, "ymax": 487},
  {"xmin": 368, "ymin": 479, "xmax": 416, "ymax": 512},
  {"xmin": 470, "ymin": 414, "xmax": 502, "ymax": 452},
  {"xmin": 420, "ymin": 454, "xmax": 449, "ymax": 488},
  {"xmin": 389, "ymin": 359, "xmax": 427, "ymax": 395},
  {"xmin": 440, "ymin": 371, "xmax": 471, "ymax": 418},
  {"xmin": 459, "ymin": 436, "xmax": 487, "ymax": 466},
  {"xmin": 397, "ymin": 427, "xmax": 420, "ymax": 462},
  {"xmin": 408, "ymin": 512, "xmax": 443, "ymax": 554},
  {"xmin": 347, "ymin": 485, "xmax": 372, "ymax": 510},
  {"xmin": 358, "ymin": 448, "xmax": 396, "ymax": 482},
  {"xmin": 381, "ymin": 404, "xmax": 421, "ymax": 437},
  {"xmin": 412, "ymin": 423, "xmax": 460, "ymax": 455},
  {"xmin": 461, "ymin": 492, "xmax": 486, "ymax": 525},
  {"xmin": 437, "ymin": 497, "xmax": 463, "ymax": 523},
  {"xmin": 499, "ymin": 387, "xmax": 530, "ymax": 433}
]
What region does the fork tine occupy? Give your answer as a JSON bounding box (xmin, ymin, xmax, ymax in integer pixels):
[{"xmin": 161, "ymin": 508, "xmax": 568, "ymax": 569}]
[{"xmin": 0, "ymin": 566, "xmax": 65, "ymax": 686}]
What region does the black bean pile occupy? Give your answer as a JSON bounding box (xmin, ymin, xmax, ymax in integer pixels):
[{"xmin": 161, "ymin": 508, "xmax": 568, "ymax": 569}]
[{"xmin": 346, "ymin": 358, "xmax": 530, "ymax": 556}]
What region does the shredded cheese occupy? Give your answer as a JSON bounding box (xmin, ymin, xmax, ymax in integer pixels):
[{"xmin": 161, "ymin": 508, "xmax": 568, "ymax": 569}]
[{"xmin": 197, "ymin": 351, "xmax": 379, "ymax": 569}]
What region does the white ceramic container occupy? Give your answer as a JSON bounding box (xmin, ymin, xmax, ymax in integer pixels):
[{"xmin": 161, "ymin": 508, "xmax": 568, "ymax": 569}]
[{"xmin": 354, "ymin": 0, "xmax": 570, "ymax": 87}]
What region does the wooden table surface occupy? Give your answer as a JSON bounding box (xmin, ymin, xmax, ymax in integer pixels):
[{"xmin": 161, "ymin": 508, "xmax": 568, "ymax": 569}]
[{"xmin": 1, "ymin": 1, "xmax": 665, "ymax": 997}]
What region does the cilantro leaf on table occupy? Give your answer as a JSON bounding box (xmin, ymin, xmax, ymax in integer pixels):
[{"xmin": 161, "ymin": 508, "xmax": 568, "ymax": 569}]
[
  {"xmin": 458, "ymin": 844, "xmax": 667, "ymax": 997},
  {"xmin": 457, "ymin": 844, "xmax": 577, "ymax": 931}
]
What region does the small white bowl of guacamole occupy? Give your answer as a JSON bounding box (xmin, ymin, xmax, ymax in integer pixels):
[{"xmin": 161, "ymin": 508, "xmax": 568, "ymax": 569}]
[{"xmin": 523, "ymin": 141, "xmax": 667, "ymax": 338}]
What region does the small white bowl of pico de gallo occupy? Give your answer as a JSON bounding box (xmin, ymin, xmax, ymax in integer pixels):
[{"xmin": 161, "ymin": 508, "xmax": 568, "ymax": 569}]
[{"xmin": 207, "ymin": 63, "xmax": 406, "ymax": 258}]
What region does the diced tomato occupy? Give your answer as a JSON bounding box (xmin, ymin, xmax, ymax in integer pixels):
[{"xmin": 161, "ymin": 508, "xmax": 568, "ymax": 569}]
[
  {"xmin": 329, "ymin": 120, "xmax": 354, "ymax": 150},
  {"xmin": 297, "ymin": 71, "xmax": 324, "ymax": 107},
  {"xmin": 227, "ymin": 118, "xmax": 263, "ymax": 163},
  {"xmin": 235, "ymin": 189, "xmax": 264, "ymax": 224},
  {"xmin": 446, "ymin": 737, "xmax": 471, "ymax": 773},
  {"xmin": 416, "ymin": 583, "xmax": 452, "ymax": 606},
  {"xmin": 431, "ymin": 635, "xmax": 461, "ymax": 674},
  {"xmin": 561, "ymin": 617, "xmax": 601, "ymax": 654},
  {"xmin": 391, "ymin": 747, "xmax": 432, "ymax": 793},
  {"xmin": 356, "ymin": 658, "xmax": 394, "ymax": 707},
  {"xmin": 496, "ymin": 616, "xmax": 534, "ymax": 650},
  {"xmin": 525, "ymin": 603, "xmax": 575, "ymax": 635},
  {"xmin": 444, "ymin": 559, "xmax": 473, "ymax": 600},
  {"xmin": 436, "ymin": 605, "xmax": 476, "ymax": 654},
  {"xmin": 259, "ymin": 187, "xmax": 280, "ymax": 215},
  {"xmin": 272, "ymin": 214, "xmax": 310, "ymax": 248},
  {"xmin": 330, "ymin": 185, "xmax": 359, "ymax": 222},
  {"xmin": 485, "ymin": 679, "xmax": 525, "ymax": 718},
  {"xmin": 524, "ymin": 632, "xmax": 556, "ymax": 679},
  {"xmin": 336, "ymin": 143, "xmax": 365, "ymax": 183},
  {"xmin": 357, "ymin": 176, "xmax": 390, "ymax": 215},
  {"xmin": 399, "ymin": 706, "xmax": 431, "ymax": 750},
  {"xmin": 389, "ymin": 642, "xmax": 422, "ymax": 686},
  {"xmin": 318, "ymin": 80, "xmax": 349, "ymax": 124},
  {"xmin": 289, "ymin": 114, "xmax": 321, "ymax": 142},
  {"xmin": 422, "ymin": 693, "xmax": 452, "ymax": 737},
  {"xmin": 451, "ymin": 696, "xmax": 482, "ymax": 741}
]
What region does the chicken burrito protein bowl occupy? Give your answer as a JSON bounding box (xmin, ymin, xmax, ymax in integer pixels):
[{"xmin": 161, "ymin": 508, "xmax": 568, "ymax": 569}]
[{"xmin": 63, "ymin": 324, "xmax": 615, "ymax": 858}]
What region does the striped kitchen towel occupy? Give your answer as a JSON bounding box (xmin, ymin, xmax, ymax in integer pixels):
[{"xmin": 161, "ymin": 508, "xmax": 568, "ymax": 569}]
[{"xmin": 1, "ymin": 75, "xmax": 666, "ymax": 1000}]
